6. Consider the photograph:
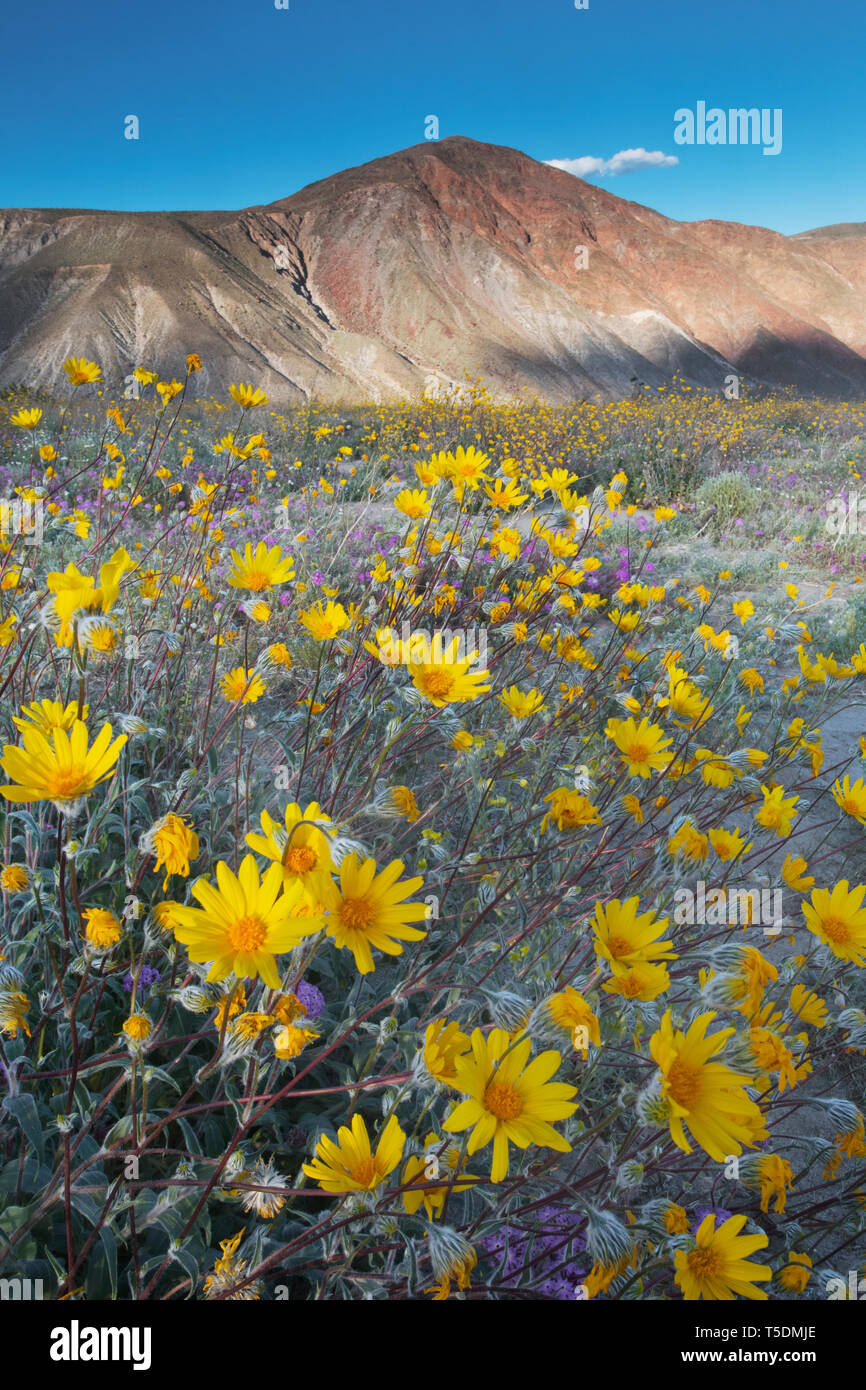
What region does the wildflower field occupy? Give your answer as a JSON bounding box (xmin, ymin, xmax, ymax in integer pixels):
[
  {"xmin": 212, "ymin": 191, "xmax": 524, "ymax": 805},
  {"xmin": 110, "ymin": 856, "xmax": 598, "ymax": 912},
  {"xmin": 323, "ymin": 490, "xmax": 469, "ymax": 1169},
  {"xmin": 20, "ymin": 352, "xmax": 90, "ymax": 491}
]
[{"xmin": 1, "ymin": 357, "xmax": 865, "ymax": 1302}]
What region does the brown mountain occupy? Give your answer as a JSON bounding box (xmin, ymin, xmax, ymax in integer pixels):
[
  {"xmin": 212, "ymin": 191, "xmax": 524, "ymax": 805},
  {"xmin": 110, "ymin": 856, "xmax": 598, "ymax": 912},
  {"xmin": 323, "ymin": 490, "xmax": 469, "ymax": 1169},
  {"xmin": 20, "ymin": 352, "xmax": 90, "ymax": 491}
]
[{"xmin": 1, "ymin": 136, "xmax": 865, "ymax": 401}]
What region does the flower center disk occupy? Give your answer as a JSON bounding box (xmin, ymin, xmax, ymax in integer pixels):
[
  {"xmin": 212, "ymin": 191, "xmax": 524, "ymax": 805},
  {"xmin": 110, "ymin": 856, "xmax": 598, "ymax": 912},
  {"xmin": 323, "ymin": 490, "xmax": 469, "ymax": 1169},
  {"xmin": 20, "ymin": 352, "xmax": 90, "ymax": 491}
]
[
  {"xmin": 687, "ymin": 1247, "xmax": 722, "ymax": 1279},
  {"xmin": 422, "ymin": 671, "xmax": 454, "ymax": 699},
  {"xmin": 607, "ymin": 934, "xmax": 633, "ymax": 959},
  {"xmin": 666, "ymin": 1061, "xmax": 703, "ymax": 1108},
  {"xmin": 228, "ymin": 915, "xmax": 268, "ymax": 952},
  {"xmin": 484, "ymin": 1081, "xmax": 523, "ymax": 1121},
  {"xmin": 822, "ymin": 915, "xmax": 850, "ymax": 943},
  {"xmin": 285, "ymin": 845, "xmax": 318, "ymax": 874},
  {"xmin": 339, "ymin": 897, "xmax": 375, "ymax": 931},
  {"xmin": 46, "ymin": 767, "xmax": 85, "ymax": 798},
  {"xmin": 352, "ymin": 1156, "xmax": 379, "ymax": 1187}
]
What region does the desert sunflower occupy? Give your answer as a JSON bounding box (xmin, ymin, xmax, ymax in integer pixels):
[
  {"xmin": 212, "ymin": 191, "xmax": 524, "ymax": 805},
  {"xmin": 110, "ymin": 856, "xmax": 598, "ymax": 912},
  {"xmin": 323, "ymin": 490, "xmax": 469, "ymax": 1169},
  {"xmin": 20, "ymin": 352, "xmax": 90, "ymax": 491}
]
[
  {"xmin": 393, "ymin": 487, "xmax": 432, "ymax": 519},
  {"xmin": 1, "ymin": 719, "xmax": 127, "ymax": 812},
  {"xmin": 754, "ymin": 783, "xmax": 799, "ymax": 837},
  {"xmin": 320, "ymin": 853, "xmax": 427, "ymax": 974},
  {"xmin": 203, "ymin": 1231, "xmax": 262, "ymax": 1300},
  {"xmin": 386, "ymin": 785, "xmax": 420, "ymax": 822},
  {"xmin": 229, "ymin": 382, "xmax": 268, "ymax": 409},
  {"xmin": 602, "ymin": 961, "xmax": 671, "ymax": 1001},
  {"xmin": 540, "ymin": 787, "xmax": 602, "ymax": 833},
  {"xmin": 47, "ymin": 547, "xmax": 135, "ymax": 648},
  {"xmin": 152, "ymin": 813, "xmax": 199, "ymax": 889},
  {"xmin": 749, "ymin": 1026, "xmax": 801, "ymax": 1093},
  {"xmin": 423, "ymin": 1018, "xmax": 472, "ymax": 1083},
  {"xmin": 12, "ymin": 699, "xmax": 88, "ymax": 734},
  {"xmin": 10, "ymin": 407, "xmax": 42, "ymax": 429},
  {"xmin": 650, "ymin": 1010, "xmax": 766, "ymax": 1161},
  {"xmin": 220, "ymin": 667, "xmax": 267, "ymax": 704},
  {"xmin": 832, "ymin": 775, "xmax": 866, "ymax": 826},
  {"xmin": 545, "ymin": 986, "xmax": 600, "ymax": 1054},
  {"xmin": 83, "ymin": 907, "xmax": 123, "ymax": 950},
  {"xmin": 298, "ymin": 599, "xmax": 350, "ymax": 642},
  {"xmin": 0, "ymin": 990, "xmax": 31, "ymax": 1038},
  {"xmin": 605, "ymin": 715, "xmax": 673, "ymax": 778},
  {"xmin": 757, "ymin": 1154, "xmax": 795, "ymax": 1213},
  {"xmin": 227, "ymin": 541, "xmax": 294, "ymax": 592},
  {"xmin": 674, "ymin": 1213, "xmax": 771, "ymax": 1300},
  {"xmin": 171, "ymin": 855, "xmax": 323, "ymax": 988},
  {"xmin": 442, "ymin": 1028, "xmax": 578, "ymax": 1182},
  {"xmin": 122, "ymin": 1013, "xmax": 152, "ymax": 1043},
  {"xmin": 781, "ymin": 854, "xmax": 814, "ymax": 892},
  {"xmin": 427, "ymin": 445, "xmax": 491, "ymax": 496},
  {"xmin": 0, "ymin": 865, "xmax": 28, "ymax": 893},
  {"xmin": 407, "ymin": 637, "xmax": 490, "ymax": 708},
  {"xmin": 273, "ymin": 1023, "xmax": 319, "ymax": 1060},
  {"xmin": 83, "ymin": 621, "xmax": 118, "ymax": 656},
  {"xmin": 302, "ymin": 1113, "xmax": 405, "ymax": 1193},
  {"xmin": 707, "ymin": 825, "xmax": 752, "ymax": 861},
  {"xmin": 151, "ymin": 900, "xmax": 182, "ymax": 933},
  {"xmin": 63, "ymin": 356, "xmax": 101, "ymax": 385},
  {"xmin": 778, "ymin": 1253, "xmax": 812, "ymax": 1293},
  {"xmin": 788, "ymin": 983, "xmax": 827, "ymax": 1028},
  {"xmin": 483, "ymin": 477, "xmax": 528, "ymax": 510},
  {"xmin": 498, "ymin": 685, "xmax": 545, "ymax": 719},
  {"xmin": 801, "ymin": 880, "xmax": 866, "ymax": 965},
  {"xmin": 245, "ymin": 801, "xmax": 334, "ymax": 898},
  {"xmin": 592, "ymin": 896, "xmax": 676, "ymax": 976},
  {"xmin": 400, "ymin": 1139, "xmax": 479, "ymax": 1219}
]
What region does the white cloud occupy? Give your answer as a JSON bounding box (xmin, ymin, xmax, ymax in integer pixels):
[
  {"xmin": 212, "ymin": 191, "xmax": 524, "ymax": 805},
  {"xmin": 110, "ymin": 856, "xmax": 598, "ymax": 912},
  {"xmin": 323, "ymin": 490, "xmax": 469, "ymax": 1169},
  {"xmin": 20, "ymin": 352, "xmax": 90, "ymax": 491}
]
[{"xmin": 546, "ymin": 148, "xmax": 678, "ymax": 178}]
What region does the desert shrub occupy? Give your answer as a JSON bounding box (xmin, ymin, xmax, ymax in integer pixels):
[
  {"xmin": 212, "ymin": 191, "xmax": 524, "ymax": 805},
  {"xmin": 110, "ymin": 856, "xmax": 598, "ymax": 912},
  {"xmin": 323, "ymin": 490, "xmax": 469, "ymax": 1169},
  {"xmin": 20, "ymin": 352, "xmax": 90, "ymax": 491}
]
[{"xmin": 695, "ymin": 470, "xmax": 760, "ymax": 539}]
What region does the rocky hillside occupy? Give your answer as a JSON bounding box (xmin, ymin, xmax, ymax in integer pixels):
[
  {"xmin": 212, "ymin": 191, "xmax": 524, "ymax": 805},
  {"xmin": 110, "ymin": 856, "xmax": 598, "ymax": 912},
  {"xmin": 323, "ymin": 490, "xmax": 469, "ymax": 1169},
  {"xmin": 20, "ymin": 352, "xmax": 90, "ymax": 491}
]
[{"xmin": 1, "ymin": 137, "xmax": 864, "ymax": 400}]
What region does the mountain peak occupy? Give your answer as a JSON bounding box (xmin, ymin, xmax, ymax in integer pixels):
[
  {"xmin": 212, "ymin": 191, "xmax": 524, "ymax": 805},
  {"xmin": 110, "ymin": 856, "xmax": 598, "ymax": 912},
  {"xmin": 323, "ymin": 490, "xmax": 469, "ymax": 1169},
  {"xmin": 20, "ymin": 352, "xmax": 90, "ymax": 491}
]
[{"xmin": 1, "ymin": 140, "xmax": 865, "ymax": 401}]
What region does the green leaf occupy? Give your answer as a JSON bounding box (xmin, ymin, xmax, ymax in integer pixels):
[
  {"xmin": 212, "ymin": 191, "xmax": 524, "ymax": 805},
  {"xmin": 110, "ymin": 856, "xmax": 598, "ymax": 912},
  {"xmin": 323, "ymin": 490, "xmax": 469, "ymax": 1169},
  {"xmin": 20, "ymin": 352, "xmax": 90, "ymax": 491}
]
[
  {"xmin": 44, "ymin": 1246, "xmax": 67, "ymax": 1287},
  {"xmin": 177, "ymin": 1117, "xmax": 203, "ymax": 1155},
  {"xmin": 73, "ymin": 1080, "xmax": 93, "ymax": 1118},
  {"xmin": 141, "ymin": 1065, "xmax": 181, "ymax": 1094},
  {"xmin": 169, "ymin": 1242, "xmax": 200, "ymax": 1295},
  {"xmin": 2, "ymin": 1093, "xmax": 45, "ymax": 1164},
  {"xmin": 102, "ymin": 1114, "xmax": 135, "ymax": 1145},
  {"xmin": 69, "ymin": 1187, "xmax": 106, "ymax": 1228},
  {"xmin": 0, "ymin": 1204, "xmax": 32, "ymax": 1239},
  {"xmin": 98, "ymin": 1224, "xmax": 118, "ymax": 1298},
  {"xmin": 5, "ymin": 808, "xmax": 43, "ymax": 838}
]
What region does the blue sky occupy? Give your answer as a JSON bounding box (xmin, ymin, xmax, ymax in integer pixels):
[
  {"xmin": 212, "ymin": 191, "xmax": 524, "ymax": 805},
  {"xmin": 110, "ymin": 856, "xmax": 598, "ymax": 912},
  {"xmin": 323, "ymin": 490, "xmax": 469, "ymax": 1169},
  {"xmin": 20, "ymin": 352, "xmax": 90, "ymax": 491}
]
[{"xmin": 1, "ymin": 0, "xmax": 862, "ymax": 233}]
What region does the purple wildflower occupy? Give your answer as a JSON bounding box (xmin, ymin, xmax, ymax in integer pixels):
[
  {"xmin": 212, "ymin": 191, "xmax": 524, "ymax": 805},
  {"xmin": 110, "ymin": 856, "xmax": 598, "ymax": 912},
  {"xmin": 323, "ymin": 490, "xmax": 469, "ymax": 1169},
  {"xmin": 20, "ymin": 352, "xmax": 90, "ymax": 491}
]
[
  {"xmin": 296, "ymin": 980, "xmax": 325, "ymax": 1018},
  {"xmin": 123, "ymin": 966, "xmax": 160, "ymax": 994}
]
